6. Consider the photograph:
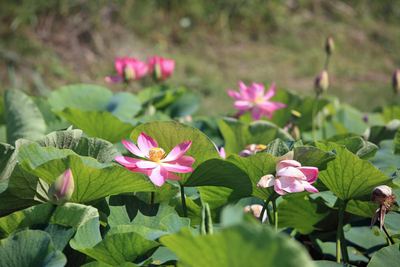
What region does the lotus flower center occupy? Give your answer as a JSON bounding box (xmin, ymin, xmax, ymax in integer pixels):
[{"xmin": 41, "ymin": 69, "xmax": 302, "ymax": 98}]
[
  {"xmin": 254, "ymin": 96, "xmax": 264, "ymax": 104},
  {"xmin": 149, "ymin": 147, "xmax": 166, "ymax": 162}
]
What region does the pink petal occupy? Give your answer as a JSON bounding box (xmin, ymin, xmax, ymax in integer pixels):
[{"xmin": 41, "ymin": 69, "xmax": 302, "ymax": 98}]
[
  {"xmin": 234, "ymin": 100, "xmax": 253, "ymax": 111},
  {"xmin": 166, "ymin": 171, "xmax": 181, "ymax": 181},
  {"xmin": 279, "ymin": 176, "xmax": 304, "ymax": 193},
  {"xmin": 298, "ymin": 167, "xmax": 319, "ymax": 183},
  {"xmin": 148, "ymin": 166, "xmax": 166, "ymax": 187},
  {"xmin": 274, "ymin": 179, "xmax": 286, "ymax": 195},
  {"xmin": 121, "ymin": 140, "xmax": 146, "ymax": 158},
  {"xmin": 163, "ymin": 141, "xmax": 192, "ymax": 162},
  {"xmin": 277, "ymin": 160, "xmax": 301, "ymax": 171},
  {"xmin": 258, "ymin": 102, "xmax": 286, "ymax": 114},
  {"xmin": 264, "ymin": 83, "xmax": 276, "ymax": 100},
  {"xmin": 302, "ymin": 181, "xmax": 319, "ymax": 193},
  {"xmin": 170, "ymin": 155, "xmax": 195, "ymax": 166},
  {"xmin": 227, "ymin": 90, "xmax": 242, "ymax": 100},
  {"xmin": 238, "ymin": 81, "xmax": 250, "ymax": 99},
  {"xmin": 105, "ymin": 76, "xmax": 123, "ymax": 83},
  {"xmin": 249, "ymin": 83, "xmax": 265, "ymax": 99},
  {"xmin": 277, "ymin": 166, "xmax": 306, "ymax": 180},
  {"xmin": 161, "ymin": 59, "xmax": 175, "ymax": 79},
  {"xmin": 251, "ymin": 107, "xmax": 262, "ymax": 120},
  {"xmin": 115, "ymin": 58, "xmax": 126, "ymax": 75},
  {"xmin": 136, "ymin": 160, "xmax": 159, "ymax": 169},
  {"xmin": 160, "ymin": 163, "xmax": 193, "ymax": 173},
  {"xmin": 115, "ymin": 156, "xmax": 141, "ymax": 168},
  {"xmin": 257, "ymin": 174, "xmax": 275, "ymax": 188},
  {"xmin": 137, "ymin": 133, "xmax": 158, "ymax": 156},
  {"xmin": 219, "ymin": 147, "xmax": 226, "ymax": 159}
]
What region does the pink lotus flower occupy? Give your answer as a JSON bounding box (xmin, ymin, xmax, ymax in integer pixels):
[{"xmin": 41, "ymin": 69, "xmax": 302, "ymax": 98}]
[
  {"xmin": 115, "ymin": 133, "xmax": 194, "ymax": 187},
  {"xmin": 148, "ymin": 56, "xmax": 175, "ymax": 81},
  {"xmin": 106, "ymin": 57, "xmax": 149, "ymax": 83},
  {"xmin": 257, "ymin": 160, "xmax": 319, "ymax": 195},
  {"xmin": 227, "ymin": 82, "xmax": 286, "ymax": 120}
]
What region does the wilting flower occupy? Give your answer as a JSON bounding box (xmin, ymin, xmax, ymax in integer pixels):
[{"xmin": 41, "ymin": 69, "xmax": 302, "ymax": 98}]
[
  {"xmin": 314, "ymin": 70, "xmax": 329, "ymax": 95},
  {"xmin": 115, "ymin": 133, "xmax": 194, "ymax": 187},
  {"xmin": 257, "ymin": 160, "xmax": 319, "ymax": 195},
  {"xmin": 392, "ymin": 69, "xmax": 400, "ymax": 95},
  {"xmin": 227, "ymin": 81, "xmax": 286, "ymax": 120},
  {"xmin": 148, "ymin": 56, "xmax": 175, "ymax": 81},
  {"xmin": 244, "ymin": 204, "xmax": 267, "ymax": 223},
  {"xmin": 106, "ymin": 57, "xmax": 149, "ymax": 83},
  {"xmin": 239, "ymin": 144, "xmax": 267, "ymax": 157},
  {"xmin": 48, "ymin": 169, "xmax": 74, "ymax": 204},
  {"xmin": 371, "ymin": 185, "xmax": 396, "ymax": 230}
]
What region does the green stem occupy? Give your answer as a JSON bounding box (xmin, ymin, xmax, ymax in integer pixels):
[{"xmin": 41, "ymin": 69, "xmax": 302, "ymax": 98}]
[
  {"xmin": 260, "ymin": 195, "xmax": 274, "ymax": 223},
  {"xmin": 260, "ymin": 201, "xmax": 267, "ymax": 223},
  {"xmin": 336, "ymin": 234, "xmax": 341, "ymax": 263},
  {"xmin": 180, "ymin": 184, "xmax": 188, "ymax": 217},
  {"xmin": 324, "ymin": 54, "xmax": 331, "ymax": 71},
  {"xmin": 150, "ymin": 192, "xmax": 155, "ymax": 206},
  {"xmin": 312, "ymin": 94, "xmax": 320, "ymax": 143},
  {"xmin": 272, "ymin": 198, "xmax": 278, "ymax": 232},
  {"xmin": 337, "ymin": 200, "xmax": 348, "ymax": 263},
  {"xmin": 382, "ymin": 225, "xmax": 394, "ymax": 245}
]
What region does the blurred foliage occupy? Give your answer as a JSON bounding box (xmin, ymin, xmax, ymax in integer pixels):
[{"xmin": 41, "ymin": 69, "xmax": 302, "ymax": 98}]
[{"xmin": 1, "ymin": 0, "xmax": 400, "ymax": 114}]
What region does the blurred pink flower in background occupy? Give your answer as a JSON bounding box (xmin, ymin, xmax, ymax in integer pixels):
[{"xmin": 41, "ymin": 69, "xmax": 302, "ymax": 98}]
[
  {"xmin": 115, "ymin": 133, "xmax": 194, "ymax": 186},
  {"xmin": 106, "ymin": 57, "xmax": 149, "ymax": 83},
  {"xmin": 257, "ymin": 159, "xmax": 319, "ymax": 195},
  {"xmin": 227, "ymin": 81, "xmax": 286, "ymax": 120},
  {"xmin": 149, "ymin": 56, "xmax": 175, "ymax": 81}
]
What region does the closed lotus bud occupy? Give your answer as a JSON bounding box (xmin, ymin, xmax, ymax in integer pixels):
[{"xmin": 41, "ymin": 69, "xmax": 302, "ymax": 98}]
[
  {"xmin": 48, "ymin": 169, "xmax": 74, "ymax": 204},
  {"xmin": 325, "ymin": 36, "xmax": 335, "ymax": 55},
  {"xmin": 392, "ymin": 69, "xmax": 400, "ymax": 95},
  {"xmin": 314, "ymin": 70, "xmax": 329, "ymax": 95},
  {"xmin": 123, "ymin": 66, "xmax": 136, "ymax": 81}
]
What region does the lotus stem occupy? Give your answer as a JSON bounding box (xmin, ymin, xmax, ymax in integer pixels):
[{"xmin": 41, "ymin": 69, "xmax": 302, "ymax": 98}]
[
  {"xmin": 382, "ymin": 225, "xmax": 394, "ymax": 245},
  {"xmin": 272, "ymin": 198, "xmax": 278, "ymax": 232},
  {"xmin": 180, "ymin": 184, "xmax": 188, "ymax": 217},
  {"xmin": 150, "ymin": 192, "xmax": 155, "ymax": 206},
  {"xmin": 312, "ymin": 93, "xmax": 320, "ymax": 142},
  {"xmin": 260, "ymin": 200, "xmax": 267, "ymax": 223},
  {"xmin": 336, "ymin": 200, "xmax": 349, "ymax": 263}
]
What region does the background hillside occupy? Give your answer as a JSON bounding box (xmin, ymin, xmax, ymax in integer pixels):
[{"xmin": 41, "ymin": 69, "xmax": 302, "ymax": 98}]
[{"xmin": 1, "ymin": 0, "xmax": 400, "ymax": 115}]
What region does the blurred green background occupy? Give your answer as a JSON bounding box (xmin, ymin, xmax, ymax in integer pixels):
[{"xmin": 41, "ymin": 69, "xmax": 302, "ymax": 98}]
[{"xmin": 1, "ymin": 0, "xmax": 399, "ymax": 115}]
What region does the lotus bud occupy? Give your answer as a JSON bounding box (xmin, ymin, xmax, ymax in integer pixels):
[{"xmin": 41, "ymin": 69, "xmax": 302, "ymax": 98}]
[
  {"xmin": 123, "ymin": 66, "xmax": 136, "ymax": 81},
  {"xmin": 392, "ymin": 69, "xmax": 400, "ymax": 95},
  {"xmin": 314, "ymin": 70, "xmax": 329, "ymax": 95},
  {"xmin": 371, "ymin": 185, "xmax": 396, "ymax": 230},
  {"xmin": 244, "ymin": 204, "xmax": 267, "ymax": 223},
  {"xmin": 325, "ymin": 36, "xmax": 335, "ymax": 55},
  {"xmin": 48, "ymin": 169, "xmax": 74, "ymax": 204}
]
